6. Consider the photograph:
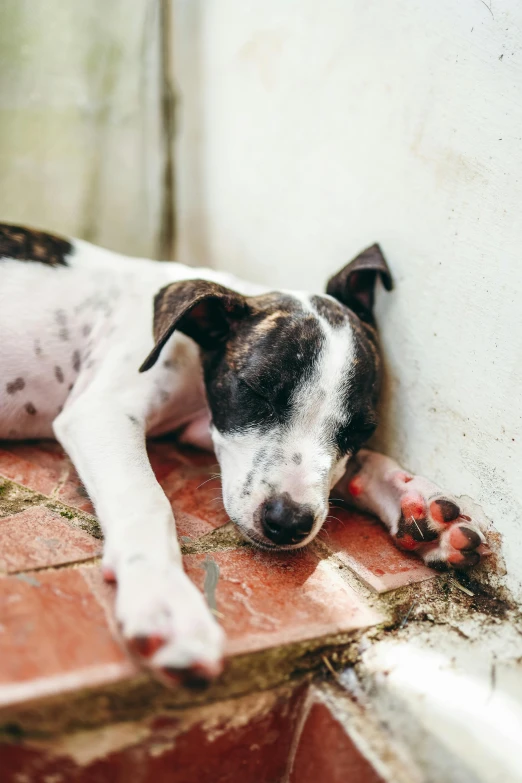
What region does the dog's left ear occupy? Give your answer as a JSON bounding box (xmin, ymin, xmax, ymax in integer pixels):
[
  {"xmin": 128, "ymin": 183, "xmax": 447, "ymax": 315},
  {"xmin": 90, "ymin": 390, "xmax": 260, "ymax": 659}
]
[
  {"xmin": 139, "ymin": 280, "xmax": 249, "ymax": 372},
  {"xmin": 326, "ymin": 244, "xmax": 393, "ymax": 322}
]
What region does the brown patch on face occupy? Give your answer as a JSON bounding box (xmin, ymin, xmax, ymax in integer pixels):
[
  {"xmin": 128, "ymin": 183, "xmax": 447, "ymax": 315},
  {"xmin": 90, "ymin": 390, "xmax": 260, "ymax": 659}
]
[
  {"xmin": 0, "ymin": 224, "xmax": 73, "ymax": 267},
  {"xmin": 222, "ymin": 295, "xmax": 313, "ymax": 371}
]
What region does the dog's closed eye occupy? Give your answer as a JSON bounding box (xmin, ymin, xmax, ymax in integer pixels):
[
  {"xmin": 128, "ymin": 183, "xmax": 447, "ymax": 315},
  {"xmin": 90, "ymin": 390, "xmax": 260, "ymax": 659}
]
[{"xmin": 239, "ymin": 378, "xmax": 278, "ymax": 418}]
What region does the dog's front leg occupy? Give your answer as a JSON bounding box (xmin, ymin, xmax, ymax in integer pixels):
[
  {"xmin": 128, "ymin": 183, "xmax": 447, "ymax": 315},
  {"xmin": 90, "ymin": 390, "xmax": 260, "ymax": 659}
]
[
  {"xmin": 334, "ymin": 449, "xmax": 488, "ymax": 571},
  {"xmin": 53, "ymin": 396, "xmax": 224, "ymax": 683}
]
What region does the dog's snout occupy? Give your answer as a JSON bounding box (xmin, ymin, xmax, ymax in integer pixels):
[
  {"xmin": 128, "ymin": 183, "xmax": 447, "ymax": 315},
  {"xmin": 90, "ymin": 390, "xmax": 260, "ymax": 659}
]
[{"xmin": 261, "ymin": 494, "xmax": 315, "ymax": 546}]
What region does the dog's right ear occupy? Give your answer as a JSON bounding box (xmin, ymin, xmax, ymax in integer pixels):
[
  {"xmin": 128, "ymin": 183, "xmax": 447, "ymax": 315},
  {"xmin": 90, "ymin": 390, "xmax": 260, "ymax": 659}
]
[{"xmin": 139, "ymin": 280, "xmax": 249, "ymax": 372}]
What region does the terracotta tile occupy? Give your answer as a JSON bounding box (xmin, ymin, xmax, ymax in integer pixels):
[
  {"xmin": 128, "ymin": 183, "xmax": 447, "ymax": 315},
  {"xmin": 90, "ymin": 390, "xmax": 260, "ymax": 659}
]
[
  {"xmin": 147, "ymin": 444, "xmax": 185, "ymax": 483},
  {"xmin": 0, "ymin": 506, "xmax": 101, "ymax": 572},
  {"xmin": 161, "ymin": 470, "xmax": 229, "ymax": 533},
  {"xmin": 290, "ymin": 700, "xmax": 385, "ymax": 783},
  {"xmin": 0, "ymin": 441, "xmax": 69, "ymax": 473},
  {"xmin": 184, "ymin": 548, "xmax": 382, "ymax": 656},
  {"xmin": 320, "ymin": 508, "xmax": 436, "ymax": 593},
  {"xmin": 0, "ymin": 448, "xmax": 60, "ymax": 496},
  {"xmin": 54, "ymin": 476, "xmax": 95, "ymax": 514},
  {"xmin": 0, "ymin": 567, "xmax": 131, "ymax": 701},
  {"xmin": 148, "ymin": 438, "xmax": 218, "ymax": 470},
  {"xmin": 0, "ymin": 442, "xmax": 95, "ymax": 512},
  {"xmin": 0, "ymin": 686, "xmax": 305, "ymax": 783}
]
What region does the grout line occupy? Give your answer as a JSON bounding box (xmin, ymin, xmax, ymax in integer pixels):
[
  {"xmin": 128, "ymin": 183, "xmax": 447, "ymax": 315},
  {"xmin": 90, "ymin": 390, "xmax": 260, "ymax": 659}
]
[
  {"xmin": 10, "ymin": 555, "xmax": 103, "ymax": 577},
  {"xmin": 281, "ymin": 686, "xmax": 315, "ymax": 783}
]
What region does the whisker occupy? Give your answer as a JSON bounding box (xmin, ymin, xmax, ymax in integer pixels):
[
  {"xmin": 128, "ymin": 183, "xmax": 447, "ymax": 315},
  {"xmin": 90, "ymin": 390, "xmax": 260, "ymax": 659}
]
[
  {"xmin": 326, "ymin": 515, "xmax": 342, "ymax": 525},
  {"xmin": 196, "ymin": 474, "xmax": 221, "ymax": 490}
]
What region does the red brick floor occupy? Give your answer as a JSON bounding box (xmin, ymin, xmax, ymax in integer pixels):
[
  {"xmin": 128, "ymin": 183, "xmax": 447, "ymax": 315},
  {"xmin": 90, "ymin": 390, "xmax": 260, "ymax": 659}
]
[
  {"xmin": 0, "ymin": 438, "xmax": 437, "ymax": 780},
  {"xmin": 320, "ymin": 508, "xmax": 435, "ymax": 592},
  {"xmin": 289, "ymin": 697, "xmax": 386, "ymax": 783},
  {"xmin": 0, "ymin": 438, "xmax": 438, "ymax": 703},
  {"xmin": 1, "ymin": 686, "xmax": 307, "ymax": 783}
]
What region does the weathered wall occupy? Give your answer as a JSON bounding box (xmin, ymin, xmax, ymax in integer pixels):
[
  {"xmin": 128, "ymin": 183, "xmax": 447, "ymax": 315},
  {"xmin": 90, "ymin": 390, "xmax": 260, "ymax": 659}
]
[
  {"xmin": 0, "ymin": 0, "xmax": 166, "ymax": 257},
  {"xmin": 173, "ymin": 0, "xmax": 522, "ymax": 599}
]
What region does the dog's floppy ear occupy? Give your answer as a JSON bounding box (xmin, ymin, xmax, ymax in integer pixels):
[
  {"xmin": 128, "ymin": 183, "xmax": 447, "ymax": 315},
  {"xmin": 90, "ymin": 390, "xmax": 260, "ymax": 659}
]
[
  {"xmin": 326, "ymin": 244, "xmax": 393, "ymax": 322},
  {"xmin": 139, "ymin": 280, "xmax": 249, "ymax": 372}
]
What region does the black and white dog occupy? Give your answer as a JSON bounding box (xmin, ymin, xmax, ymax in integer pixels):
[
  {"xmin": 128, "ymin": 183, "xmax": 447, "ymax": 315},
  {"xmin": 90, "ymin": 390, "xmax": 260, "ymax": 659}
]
[{"xmin": 0, "ymin": 224, "xmax": 487, "ymax": 682}]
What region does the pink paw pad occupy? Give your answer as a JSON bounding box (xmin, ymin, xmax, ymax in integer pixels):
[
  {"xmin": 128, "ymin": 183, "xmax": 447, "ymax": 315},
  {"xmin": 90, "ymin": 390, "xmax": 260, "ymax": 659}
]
[
  {"xmin": 447, "ymin": 550, "xmax": 481, "ymax": 568},
  {"xmin": 396, "ymin": 493, "xmax": 438, "ymax": 547},
  {"xmin": 429, "ymin": 499, "xmax": 460, "ymax": 525},
  {"xmin": 347, "ymin": 475, "xmax": 365, "ymax": 497},
  {"xmin": 449, "ymin": 524, "xmax": 482, "ymax": 551}
]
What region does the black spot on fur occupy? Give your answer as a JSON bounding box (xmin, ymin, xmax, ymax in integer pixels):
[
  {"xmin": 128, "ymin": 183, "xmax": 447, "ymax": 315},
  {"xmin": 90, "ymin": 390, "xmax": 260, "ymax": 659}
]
[
  {"xmin": 127, "ymin": 415, "xmax": 139, "ymax": 426},
  {"xmin": 0, "ymin": 224, "xmax": 73, "ymax": 267},
  {"xmin": 292, "ymin": 453, "xmax": 302, "ymax": 465},
  {"xmin": 25, "ymin": 402, "xmax": 37, "ymax": 416},
  {"xmin": 241, "ymin": 469, "xmax": 255, "ymax": 498},
  {"xmin": 6, "ymin": 378, "xmax": 25, "ymax": 394},
  {"xmin": 34, "ymin": 340, "xmax": 42, "ymax": 357},
  {"xmin": 55, "ymin": 366, "xmax": 64, "ymax": 383},
  {"xmin": 253, "ymin": 449, "xmax": 267, "ymax": 467},
  {"xmin": 72, "ymin": 350, "xmax": 81, "ymax": 373},
  {"xmin": 82, "ymin": 324, "xmax": 92, "ymax": 337}
]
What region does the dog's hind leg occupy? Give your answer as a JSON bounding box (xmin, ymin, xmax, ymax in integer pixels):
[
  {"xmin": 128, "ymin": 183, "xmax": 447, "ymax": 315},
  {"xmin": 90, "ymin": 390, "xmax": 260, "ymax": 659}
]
[{"xmin": 334, "ymin": 449, "xmax": 489, "ymax": 571}]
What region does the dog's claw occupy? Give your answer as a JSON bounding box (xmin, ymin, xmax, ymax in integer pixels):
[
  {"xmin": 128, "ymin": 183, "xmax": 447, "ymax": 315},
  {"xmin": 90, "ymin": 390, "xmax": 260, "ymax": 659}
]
[
  {"xmin": 102, "ymin": 565, "xmax": 117, "ymax": 583},
  {"xmin": 129, "ymin": 634, "xmax": 166, "ymax": 659}
]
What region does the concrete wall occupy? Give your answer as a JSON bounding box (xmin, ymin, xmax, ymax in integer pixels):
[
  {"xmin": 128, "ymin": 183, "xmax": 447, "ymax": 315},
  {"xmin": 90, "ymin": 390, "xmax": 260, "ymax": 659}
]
[
  {"xmin": 173, "ymin": 0, "xmax": 522, "ymax": 599},
  {"xmin": 0, "ymin": 0, "xmax": 166, "ymax": 258}
]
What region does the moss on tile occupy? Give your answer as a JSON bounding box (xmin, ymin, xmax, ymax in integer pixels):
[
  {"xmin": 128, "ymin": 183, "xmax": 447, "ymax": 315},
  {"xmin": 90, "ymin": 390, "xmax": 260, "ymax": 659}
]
[{"xmin": 0, "ymin": 628, "xmax": 365, "ymax": 738}]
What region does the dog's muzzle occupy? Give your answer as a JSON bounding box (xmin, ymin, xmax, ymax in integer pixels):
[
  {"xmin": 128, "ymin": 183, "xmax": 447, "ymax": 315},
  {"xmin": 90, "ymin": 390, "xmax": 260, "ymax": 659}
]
[{"xmin": 259, "ymin": 493, "xmax": 315, "ymax": 546}]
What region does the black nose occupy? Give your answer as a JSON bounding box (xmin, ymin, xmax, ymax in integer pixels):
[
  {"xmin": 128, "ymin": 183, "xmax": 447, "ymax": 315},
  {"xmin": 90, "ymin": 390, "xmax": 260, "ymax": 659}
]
[{"xmin": 261, "ymin": 494, "xmax": 315, "ymax": 545}]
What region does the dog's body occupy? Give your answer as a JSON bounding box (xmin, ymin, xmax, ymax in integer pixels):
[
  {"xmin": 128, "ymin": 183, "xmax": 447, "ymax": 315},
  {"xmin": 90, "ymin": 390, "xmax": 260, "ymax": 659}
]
[{"xmin": 0, "ymin": 224, "xmax": 487, "ymax": 682}]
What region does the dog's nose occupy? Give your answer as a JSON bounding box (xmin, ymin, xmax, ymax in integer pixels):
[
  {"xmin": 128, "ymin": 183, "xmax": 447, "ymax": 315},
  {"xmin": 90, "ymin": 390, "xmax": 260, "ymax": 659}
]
[{"xmin": 261, "ymin": 494, "xmax": 315, "ymax": 545}]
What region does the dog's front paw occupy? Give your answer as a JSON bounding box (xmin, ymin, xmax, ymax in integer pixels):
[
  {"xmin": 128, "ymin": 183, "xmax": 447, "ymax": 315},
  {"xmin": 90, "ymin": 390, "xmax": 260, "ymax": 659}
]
[{"xmin": 113, "ymin": 560, "xmax": 225, "ymax": 686}]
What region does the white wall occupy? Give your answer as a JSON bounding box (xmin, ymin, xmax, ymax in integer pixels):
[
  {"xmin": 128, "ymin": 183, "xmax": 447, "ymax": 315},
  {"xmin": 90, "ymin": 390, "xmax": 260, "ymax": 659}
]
[
  {"xmin": 0, "ymin": 0, "xmax": 165, "ymax": 257},
  {"xmin": 174, "ymin": 0, "xmax": 522, "ymax": 599}
]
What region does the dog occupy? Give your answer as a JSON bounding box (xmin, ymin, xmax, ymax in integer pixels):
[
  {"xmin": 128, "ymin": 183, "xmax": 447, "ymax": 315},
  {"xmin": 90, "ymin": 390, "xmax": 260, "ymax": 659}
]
[{"xmin": 0, "ymin": 224, "xmax": 487, "ymax": 683}]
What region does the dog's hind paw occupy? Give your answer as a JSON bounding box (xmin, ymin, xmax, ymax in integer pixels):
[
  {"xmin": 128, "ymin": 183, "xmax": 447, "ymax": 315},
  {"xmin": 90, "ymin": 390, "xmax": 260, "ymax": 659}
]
[
  {"xmin": 113, "ymin": 561, "xmax": 225, "ymax": 686},
  {"xmin": 393, "ymin": 484, "xmax": 488, "ymax": 570},
  {"xmin": 337, "ymin": 450, "xmax": 490, "ymax": 572}
]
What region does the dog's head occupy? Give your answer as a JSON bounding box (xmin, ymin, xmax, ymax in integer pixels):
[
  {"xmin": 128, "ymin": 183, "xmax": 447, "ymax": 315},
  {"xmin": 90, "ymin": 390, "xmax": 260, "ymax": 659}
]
[{"xmin": 141, "ymin": 245, "xmax": 392, "ymax": 549}]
